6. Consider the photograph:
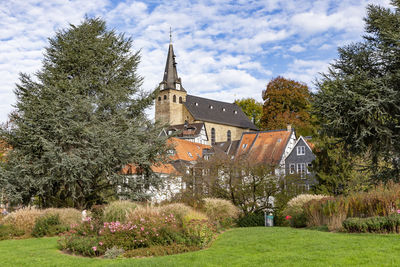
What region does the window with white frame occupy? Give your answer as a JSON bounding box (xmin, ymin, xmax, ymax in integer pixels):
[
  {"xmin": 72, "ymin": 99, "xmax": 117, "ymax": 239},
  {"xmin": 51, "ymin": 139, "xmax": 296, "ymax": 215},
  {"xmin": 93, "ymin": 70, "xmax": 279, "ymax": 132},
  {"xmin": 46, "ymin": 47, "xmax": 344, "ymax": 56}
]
[
  {"xmin": 297, "ymin": 146, "xmax": 305, "ymax": 155},
  {"xmin": 289, "ymin": 163, "xmax": 295, "ymax": 174},
  {"xmin": 297, "ymin": 163, "xmax": 306, "ymax": 177},
  {"xmin": 307, "ymin": 163, "xmax": 312, "ymax": 174}
]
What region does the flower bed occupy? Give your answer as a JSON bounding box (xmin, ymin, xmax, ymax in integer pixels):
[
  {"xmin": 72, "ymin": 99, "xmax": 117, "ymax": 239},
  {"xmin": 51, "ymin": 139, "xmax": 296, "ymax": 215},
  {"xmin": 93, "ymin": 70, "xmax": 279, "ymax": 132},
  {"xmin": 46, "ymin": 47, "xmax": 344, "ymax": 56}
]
[{"xmin": 58, "ymin": 203, "xmax": 218, "ymax": 257}]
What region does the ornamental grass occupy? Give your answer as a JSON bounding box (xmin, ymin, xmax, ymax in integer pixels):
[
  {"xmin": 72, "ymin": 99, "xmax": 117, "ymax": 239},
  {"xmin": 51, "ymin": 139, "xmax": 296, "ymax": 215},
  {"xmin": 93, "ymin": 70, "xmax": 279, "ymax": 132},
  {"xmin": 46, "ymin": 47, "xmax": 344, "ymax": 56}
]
[
  {"xmin": 303, "ymin": 182, "xmax": 400, "ymax": 231},
  {"xmin": 1, "ymin": 207, "xmax": 43, "ymax": 235},
  {"xmin": 202, "ymin": 198, "xmax": 239, "ymax": 228},
  {"xmin": 103, "ymin": 200, "xmax": 137, "ymax": 223}
]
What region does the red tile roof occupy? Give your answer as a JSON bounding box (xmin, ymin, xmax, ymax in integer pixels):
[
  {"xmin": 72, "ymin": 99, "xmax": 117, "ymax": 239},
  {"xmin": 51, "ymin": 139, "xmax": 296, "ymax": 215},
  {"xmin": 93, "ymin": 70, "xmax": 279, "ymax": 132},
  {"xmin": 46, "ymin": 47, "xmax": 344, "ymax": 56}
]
[
  {"xmin": 236, "ymin": 130, "xmax": 292, "ymax": 165},
  {"xmin": 168, "ymin": 137, "xmax": 211, "ymax": 162},
  {"xmin": 122, "ymin": 138, "xmax": 211, "ymax": 175}
]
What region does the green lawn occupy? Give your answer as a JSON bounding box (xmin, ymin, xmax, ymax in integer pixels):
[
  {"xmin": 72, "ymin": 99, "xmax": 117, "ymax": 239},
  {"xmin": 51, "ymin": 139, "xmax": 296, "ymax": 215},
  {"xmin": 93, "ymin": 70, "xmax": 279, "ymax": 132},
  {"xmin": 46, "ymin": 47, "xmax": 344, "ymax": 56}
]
[{"xmin": 1, "ymin": 227, "xmax": 400, "ymax": 266}]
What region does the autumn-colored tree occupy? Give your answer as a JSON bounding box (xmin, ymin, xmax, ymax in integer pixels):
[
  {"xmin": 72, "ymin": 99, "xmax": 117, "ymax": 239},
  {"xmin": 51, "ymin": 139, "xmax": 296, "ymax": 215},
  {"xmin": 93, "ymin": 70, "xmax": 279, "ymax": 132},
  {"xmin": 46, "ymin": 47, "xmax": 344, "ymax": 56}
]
[
  {"xmin": 234, "ymin": 98, "xmax": 263, "ymax": 129},
  {"xmin": 261, "ymin": 76, "xmax": 313, "ymax": 136}
]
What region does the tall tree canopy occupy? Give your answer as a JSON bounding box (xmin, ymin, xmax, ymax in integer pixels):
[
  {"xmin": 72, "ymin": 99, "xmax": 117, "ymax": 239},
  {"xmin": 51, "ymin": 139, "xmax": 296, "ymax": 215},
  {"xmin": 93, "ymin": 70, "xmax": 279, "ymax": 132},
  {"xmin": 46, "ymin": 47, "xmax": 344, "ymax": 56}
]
[
  {"xmin": 261, "ymin": 76, "xmax": 313, "ymax": 136},
  {"xmin": 313, "ymin": 1, "xmax": 400, "ymax": 182},
  {"xmin": 0, "ymin": 18, "xmax": 169, "ymax": 208},
  {"xmin": 234, "ymin": 98, "xmax": 263, "ymax": 129}
]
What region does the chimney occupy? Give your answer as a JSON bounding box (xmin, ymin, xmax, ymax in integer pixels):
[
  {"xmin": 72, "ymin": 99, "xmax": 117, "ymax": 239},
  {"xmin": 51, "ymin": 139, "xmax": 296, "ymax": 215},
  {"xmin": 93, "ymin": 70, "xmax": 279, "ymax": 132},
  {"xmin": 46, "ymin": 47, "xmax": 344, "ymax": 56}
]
[{"xmin": 287, "ymin": 124, "xmax": 292, "ymax": 132}]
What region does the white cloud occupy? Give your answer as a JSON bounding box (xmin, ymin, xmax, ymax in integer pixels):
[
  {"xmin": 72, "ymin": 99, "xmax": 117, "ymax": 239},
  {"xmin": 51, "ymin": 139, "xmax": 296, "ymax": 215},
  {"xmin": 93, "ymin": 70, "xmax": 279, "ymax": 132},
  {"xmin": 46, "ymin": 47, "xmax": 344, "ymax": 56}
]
[
  {"xmin": 0, "ymin": 0, "xmax": 394, "ymax": 122},
  {"xmin": 289, "ymin": 45, "xmax": 305, "ymax": 53}
]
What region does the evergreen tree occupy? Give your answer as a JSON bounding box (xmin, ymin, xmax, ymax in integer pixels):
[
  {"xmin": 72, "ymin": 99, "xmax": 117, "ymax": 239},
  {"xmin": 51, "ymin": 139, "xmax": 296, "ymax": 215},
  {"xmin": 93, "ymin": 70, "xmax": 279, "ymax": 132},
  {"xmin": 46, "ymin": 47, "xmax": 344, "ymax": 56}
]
[
  {"xmin": 261, "ymin": 76, "xmax": 314, "ymax": 136},
  {"xmin": 313, "ymin": 1, "xmax": 400, "ymax": 182},
  {"xmin": 0, "ymin": 18, "xmax": 169, "ymax": 208}
]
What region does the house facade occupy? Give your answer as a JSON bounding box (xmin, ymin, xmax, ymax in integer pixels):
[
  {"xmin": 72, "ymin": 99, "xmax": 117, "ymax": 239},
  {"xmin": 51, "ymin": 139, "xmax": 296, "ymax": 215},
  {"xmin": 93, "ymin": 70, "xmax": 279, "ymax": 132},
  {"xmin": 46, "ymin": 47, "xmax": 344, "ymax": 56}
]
[{"xmin": 284, "ymin": 136, "xmax": 316, "ymax": 190}]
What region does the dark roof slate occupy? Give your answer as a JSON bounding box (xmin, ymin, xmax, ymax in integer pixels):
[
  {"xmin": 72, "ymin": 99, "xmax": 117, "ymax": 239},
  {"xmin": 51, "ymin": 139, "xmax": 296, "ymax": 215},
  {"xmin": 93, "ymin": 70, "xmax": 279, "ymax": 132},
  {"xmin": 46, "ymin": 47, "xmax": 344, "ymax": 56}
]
[
  {"xmin": 184, "ymin": 95, "xmax": 258, "ymax": 130},
  {"xmin": 167, "ymin": 122, "xmax": 205, "ymax": 137}
]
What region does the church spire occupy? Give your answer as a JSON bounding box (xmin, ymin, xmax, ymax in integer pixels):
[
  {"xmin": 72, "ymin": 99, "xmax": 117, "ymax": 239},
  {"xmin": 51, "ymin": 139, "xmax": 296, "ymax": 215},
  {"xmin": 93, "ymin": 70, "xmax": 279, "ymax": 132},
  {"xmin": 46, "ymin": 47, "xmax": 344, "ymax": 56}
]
[{"xmin": 160, "ymin": 30, "xmax": 185, "ymax": 92}]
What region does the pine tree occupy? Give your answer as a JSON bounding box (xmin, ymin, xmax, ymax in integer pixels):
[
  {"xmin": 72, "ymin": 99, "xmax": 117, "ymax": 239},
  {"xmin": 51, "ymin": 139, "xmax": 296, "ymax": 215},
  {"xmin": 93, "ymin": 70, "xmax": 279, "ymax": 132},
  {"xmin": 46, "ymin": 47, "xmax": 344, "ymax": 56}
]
[
  {"xmin": 0, "ymin": 18, "xmax": 169, "ymax": 208},
  {"xmin": 313, "ymin": 1, "xmax": 400, "ymax": 182}
]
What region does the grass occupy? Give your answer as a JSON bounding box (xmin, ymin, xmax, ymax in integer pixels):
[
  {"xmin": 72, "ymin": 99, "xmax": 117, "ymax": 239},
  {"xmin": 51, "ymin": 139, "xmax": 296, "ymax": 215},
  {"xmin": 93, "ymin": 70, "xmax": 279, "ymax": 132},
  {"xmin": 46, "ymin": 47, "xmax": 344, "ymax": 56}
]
[{"xmin": 1, "ymin": 227, "xmax": 400, "ymax": 266}]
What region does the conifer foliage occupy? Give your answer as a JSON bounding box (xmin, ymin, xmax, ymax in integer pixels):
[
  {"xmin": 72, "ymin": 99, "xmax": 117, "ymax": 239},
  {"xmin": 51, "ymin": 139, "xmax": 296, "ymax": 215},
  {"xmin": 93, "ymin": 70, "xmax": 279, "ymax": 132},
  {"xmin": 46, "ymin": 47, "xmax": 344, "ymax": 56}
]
[
  {"xmin": 313, "ymin": 1, "xmax": 400, "ymax": 181},
  {"xmin": 0, "ymin": 18, "xmax": 169, "ymax": 208}
]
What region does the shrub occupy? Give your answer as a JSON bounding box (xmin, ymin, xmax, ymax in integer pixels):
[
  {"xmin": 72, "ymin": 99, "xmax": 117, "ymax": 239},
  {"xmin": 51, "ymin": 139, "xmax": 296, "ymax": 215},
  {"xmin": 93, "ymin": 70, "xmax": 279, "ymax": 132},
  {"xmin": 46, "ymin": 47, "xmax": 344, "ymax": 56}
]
[
  {"xmin": 202, "ymin": 198, "xmax": 239, "ymax": 228},
  {"xmin": 342, "ymin": 214, "xmax": 400, "ymax": 233},
  {"xmin": 182, "ymin": 210, "xmax": 215, "ymax": 247},
  {"xmin": 103, "ymin": 201, "xmax": 137, "ymax": 223},
  {"xmin": 1, "ymin": 207, "xmax": 44, "ymax": 235},
  {"xmin": 284, "ymin": 194, "xmax": 328, "ymax": 228},
  {"xmin": 236, "ymin": 213, "xmax": 264, "ymax": 227},
  {"xmin": 58, "ymin": 235, "xmax": 104, "ymax": 257},
  {"xmin": 90, "ymin": 205, "xmax": 106, "ymax": 223},
  {"xmin": 104, "ymin": 246, "xmax": 125, "ymax": 259},
  {"xmin": 123, "ymin": 244, "xmax": 199, "ymax": 258},
  {"xmin": 0, "ymin": 224, "xmax": 25, "ymax": 240},
  {"xmin": 159, "ymin": 203, "xmax": 193, "ymax": 224},
  {"xmin": 32, "ymin": 213, "xmax": 68, "ymax": 237}
]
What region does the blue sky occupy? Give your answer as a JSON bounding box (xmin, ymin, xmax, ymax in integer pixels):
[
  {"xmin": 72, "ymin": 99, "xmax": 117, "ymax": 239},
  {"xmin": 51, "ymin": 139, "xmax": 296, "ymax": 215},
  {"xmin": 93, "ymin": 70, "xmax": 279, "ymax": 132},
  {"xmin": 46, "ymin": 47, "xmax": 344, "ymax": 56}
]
[{"xmin": 0, "ymin": 0, "xmax": 391, "ymax": 123}]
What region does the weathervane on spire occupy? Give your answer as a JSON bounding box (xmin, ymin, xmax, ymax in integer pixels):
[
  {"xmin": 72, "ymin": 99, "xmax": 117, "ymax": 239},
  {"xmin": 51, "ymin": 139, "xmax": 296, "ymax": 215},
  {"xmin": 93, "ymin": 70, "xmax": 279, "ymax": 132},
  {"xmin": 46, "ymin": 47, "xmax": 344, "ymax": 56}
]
[{"xmin": 169, "ymin": 27, "xmax": 172, "ymax": 44}]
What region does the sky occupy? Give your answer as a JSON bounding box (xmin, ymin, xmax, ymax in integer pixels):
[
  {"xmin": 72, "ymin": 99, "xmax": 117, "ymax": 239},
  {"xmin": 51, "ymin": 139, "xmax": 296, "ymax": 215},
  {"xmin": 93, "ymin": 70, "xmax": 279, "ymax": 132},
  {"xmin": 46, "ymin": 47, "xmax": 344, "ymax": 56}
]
[{"xmin": 0, "ymin": 0, "xmax": 391, "ymax": 123}]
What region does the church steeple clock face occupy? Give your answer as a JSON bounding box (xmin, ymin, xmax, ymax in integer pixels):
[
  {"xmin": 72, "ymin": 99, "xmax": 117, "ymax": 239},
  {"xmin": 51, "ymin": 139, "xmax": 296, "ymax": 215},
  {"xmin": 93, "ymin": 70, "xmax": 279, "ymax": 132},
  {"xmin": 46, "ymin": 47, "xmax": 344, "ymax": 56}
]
[
  {"xmin": 176, "ymin": 83, "xmax": 181, "ymax": 90},
  {"xmin": 160, "ymin": 84, "xmax": 164, "ymax": 90}
]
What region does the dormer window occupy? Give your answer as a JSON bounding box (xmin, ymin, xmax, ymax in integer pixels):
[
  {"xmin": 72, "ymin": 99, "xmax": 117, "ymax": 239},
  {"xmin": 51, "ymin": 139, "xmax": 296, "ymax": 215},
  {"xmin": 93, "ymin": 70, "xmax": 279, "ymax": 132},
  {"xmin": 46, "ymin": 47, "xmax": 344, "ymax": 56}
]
[
  {"xmin": 233, "ymin": 110, "xmax": 238, "ymax": 114},
  {"xmin": 187, "ymin": 152, "xmax": 193, "ymax": 158},
  {"xmin": 176, "ymin": 83, "xmax": 181, "ymax": 90}
]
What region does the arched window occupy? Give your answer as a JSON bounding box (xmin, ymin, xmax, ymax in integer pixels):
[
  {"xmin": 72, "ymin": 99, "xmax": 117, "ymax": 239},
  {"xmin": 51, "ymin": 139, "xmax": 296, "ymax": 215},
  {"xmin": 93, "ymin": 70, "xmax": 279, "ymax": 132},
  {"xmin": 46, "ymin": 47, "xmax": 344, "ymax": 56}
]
[
  {"xmin": 164, "ymin": 95, "xmax": 167, "ymax": 100},
  {"xmin": 227, "ymin": 130, "xmax": 231, "ymax": 142},
  {"xmin": 211, "ymin": 128, "xmax": 216, "ymax": 144},
  {"xmin": 158, "ymin": 96, "xmax": 161, "ymax": 101},
  {"xmin": 173, "ymin": 95, "xmax": 176, "ymax": 102},
  {"xmin": 179, "ymin": 96, "xmax": 183, "ymax": 103}
]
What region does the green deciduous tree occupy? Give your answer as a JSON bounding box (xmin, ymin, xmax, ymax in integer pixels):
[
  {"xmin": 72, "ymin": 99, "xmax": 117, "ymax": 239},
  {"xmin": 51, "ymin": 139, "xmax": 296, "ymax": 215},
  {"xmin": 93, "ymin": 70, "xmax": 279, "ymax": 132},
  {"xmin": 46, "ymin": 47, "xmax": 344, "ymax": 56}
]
[
  {"xmin": 0, "ymin": 18, "xmax": 169, "ymax": 209},
  {"xmin": 261, "ymin": 76, "xmax": 314, "ymax": 136},
  {"xmin": 234, "ymin": 98, "xmax": 263, "ymax": 129},
  {"xmin": 313, "ymin": 1, "xmax": 400, "ymax": 182}
]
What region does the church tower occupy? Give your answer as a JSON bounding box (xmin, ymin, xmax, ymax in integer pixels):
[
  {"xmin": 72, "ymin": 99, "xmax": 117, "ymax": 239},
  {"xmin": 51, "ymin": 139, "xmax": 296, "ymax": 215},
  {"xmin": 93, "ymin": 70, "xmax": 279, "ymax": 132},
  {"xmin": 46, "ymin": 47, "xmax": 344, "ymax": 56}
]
[{"xmin": 155, "ymin": 41, "xmax": 187, "ymax": 125}]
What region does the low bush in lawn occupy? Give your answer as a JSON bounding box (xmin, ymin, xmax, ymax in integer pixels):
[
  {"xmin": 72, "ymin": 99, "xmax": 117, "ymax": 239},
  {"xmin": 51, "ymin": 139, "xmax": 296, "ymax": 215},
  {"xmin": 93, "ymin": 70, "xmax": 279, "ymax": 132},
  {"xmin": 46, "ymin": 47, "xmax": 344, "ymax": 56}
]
[
  {"xmin": 236, "ymin": 213, "xmax": 264, "ymax": 227},
  {"xmin": 1, "ymin": 207, "xmax": 43, "ymax": 235},
  {"xmin": 58, "ymin": 204, "xmax": 217, "ymax": 257},
  {"xmin": 1, "ymin": 207, "xmax": 81, "ymax": 237},
  {"xmin": 304, "ymin": 182, "xmax": 400, "ymax": 231},
  {"xmin": 0, "ymin": 224, "xmax": 25, "ymax": 240},
  {"xmin": 31, "ymin": 213, "xmax": 68, "ymax": 238},
  {"xmin": 283, "ymin": 194, "xmax": 328, "ymax": 228},
  {"xmin": 202, "ymin": 198, "xmax": 239, "ymax": 228},
  {"xmin": 343, "ymin": 214, "xmax": 400, "ymax": 233}
]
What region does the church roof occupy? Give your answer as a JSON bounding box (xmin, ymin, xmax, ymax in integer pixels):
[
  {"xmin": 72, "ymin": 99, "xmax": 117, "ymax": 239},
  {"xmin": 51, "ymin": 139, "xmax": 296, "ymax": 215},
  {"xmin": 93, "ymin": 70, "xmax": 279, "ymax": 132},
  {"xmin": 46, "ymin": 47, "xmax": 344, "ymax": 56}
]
[
  {"xmin": 183, "ymin": 95, "xmax": 258, "ymax": 130},
  {"xmin": 161, "ymin": 44, "xmax": 186, "ymax": 92}
]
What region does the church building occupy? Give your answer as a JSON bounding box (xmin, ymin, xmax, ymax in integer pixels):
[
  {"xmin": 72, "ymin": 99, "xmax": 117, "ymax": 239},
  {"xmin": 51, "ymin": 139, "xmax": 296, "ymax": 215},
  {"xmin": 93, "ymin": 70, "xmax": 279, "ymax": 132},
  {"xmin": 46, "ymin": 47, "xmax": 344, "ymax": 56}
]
[{"xmin": 155, "ymin": 42, "xmax": 258, "ymax": 145}]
